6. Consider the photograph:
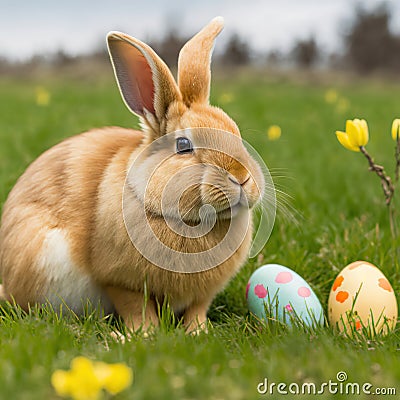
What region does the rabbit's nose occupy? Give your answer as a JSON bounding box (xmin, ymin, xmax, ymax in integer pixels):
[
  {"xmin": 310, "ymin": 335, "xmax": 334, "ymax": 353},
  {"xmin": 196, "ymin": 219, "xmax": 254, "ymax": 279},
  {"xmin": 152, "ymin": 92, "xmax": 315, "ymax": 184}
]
[
  {"xmin": 226, "ymin": 158, "xmax": 250, "ymax": 185},
  {"xmin": 229, "ymin": 173, "xmax": 250, "ymax": 186}
]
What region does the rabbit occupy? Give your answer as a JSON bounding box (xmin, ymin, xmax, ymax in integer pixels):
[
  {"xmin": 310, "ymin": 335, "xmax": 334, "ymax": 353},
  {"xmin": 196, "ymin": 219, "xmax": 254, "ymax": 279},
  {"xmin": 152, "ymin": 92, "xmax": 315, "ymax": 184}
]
[{"xmin": 0, "ymin": 17, "xmax": 265, "ymax": 334}]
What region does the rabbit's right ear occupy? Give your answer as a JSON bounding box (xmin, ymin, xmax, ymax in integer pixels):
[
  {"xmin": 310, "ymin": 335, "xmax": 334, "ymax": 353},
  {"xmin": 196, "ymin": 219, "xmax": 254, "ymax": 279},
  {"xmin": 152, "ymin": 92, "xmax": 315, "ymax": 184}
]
[{"xmin": 107, "ymin": 32, "xmax": 181, "ymax": 138}]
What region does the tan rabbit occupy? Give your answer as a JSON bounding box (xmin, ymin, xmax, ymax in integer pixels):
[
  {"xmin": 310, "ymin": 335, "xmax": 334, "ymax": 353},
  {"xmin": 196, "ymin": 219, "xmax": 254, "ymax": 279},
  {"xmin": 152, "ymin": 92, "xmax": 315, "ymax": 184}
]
[{"xmin": 0, "ymin": 17, "xmax": 264, "ymax": 333}]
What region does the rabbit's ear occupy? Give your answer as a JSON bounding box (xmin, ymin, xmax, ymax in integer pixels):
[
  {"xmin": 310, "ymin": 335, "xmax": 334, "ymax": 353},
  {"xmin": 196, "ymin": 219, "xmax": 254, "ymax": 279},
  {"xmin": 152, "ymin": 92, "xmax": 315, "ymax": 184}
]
[
  {"xmin": 178, "ymin": 17, "xmax": 224, "ymax": 106},
  {"xmin": 107, "ymin": 32, "xmax": 181, "ymax": 136}
]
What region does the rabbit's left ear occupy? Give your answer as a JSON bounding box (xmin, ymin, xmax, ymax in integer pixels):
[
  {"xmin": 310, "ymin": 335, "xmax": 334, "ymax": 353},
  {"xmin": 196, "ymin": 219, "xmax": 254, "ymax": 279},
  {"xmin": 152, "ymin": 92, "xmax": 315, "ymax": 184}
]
[{"xmin": 178, "ymin": 17, "xmax": 224, "ymax": 106}]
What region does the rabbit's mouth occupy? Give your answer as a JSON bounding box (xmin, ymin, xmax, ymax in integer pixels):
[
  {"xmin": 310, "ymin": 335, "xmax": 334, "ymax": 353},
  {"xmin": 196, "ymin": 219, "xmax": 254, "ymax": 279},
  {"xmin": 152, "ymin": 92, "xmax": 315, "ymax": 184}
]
[{"xmin": 215, "ymin": 199, "xmax": 246, "ymax": 220}]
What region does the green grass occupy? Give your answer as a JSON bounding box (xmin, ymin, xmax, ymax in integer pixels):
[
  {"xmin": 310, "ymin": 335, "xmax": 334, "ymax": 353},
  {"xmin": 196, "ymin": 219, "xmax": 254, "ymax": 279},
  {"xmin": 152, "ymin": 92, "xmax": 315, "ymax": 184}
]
[{"xmin": 0, "ymin": 71, "xmax": 399, "ymax": 399}]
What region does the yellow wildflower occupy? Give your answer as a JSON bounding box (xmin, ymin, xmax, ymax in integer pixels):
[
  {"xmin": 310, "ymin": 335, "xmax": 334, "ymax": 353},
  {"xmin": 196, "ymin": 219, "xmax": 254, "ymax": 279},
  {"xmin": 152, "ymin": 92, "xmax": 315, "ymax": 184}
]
[
  {"xmin": 94, "ymin": 361, "xmax": 133, "ymax": 395},
  {"xmin": 51, "ymin": 357, "xmax": 133, "ymax": 400},
  {"xmin": 35, "ymin": 86, "xmax": 51, "ymax": 106},
  {"xmin": 218, "ymin": 92, "xmax": 234, "ymax": 104},
  {"xmin": 267, "ymin": 125, "xmax": 281, "ymax": 141},
  {"xmin": 336, "ymin": 119, "xmax": 369, "ymax": 152},
  {"xmin": 324, "ymin": 89, "xmax": 338, "ymax": 104},
  {"xmin": 52, "ymin": 357, "xmax": 102, "ymax": 400},
  {"xmin": 51, "ymin": 370, "xmax": 75, "ymax": 397},
  {"xmin": 391, "ymin": 119, "xmax": 400, "ymax": 141}
]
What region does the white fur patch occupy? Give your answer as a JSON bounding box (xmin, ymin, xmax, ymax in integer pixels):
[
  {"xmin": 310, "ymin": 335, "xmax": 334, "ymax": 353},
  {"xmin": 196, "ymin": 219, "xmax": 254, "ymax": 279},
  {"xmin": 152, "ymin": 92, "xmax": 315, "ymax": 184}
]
[{"xmin": 38, "ymin": 229, "xmax": 113, "ymax": 315}]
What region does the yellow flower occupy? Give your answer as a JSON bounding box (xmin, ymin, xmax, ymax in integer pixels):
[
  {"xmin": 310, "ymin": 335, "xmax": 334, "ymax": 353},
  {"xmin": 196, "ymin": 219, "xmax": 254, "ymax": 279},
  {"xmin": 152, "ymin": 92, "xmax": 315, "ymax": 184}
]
[
  {"xmin": 94, "ymin": 362, "xmax": 133, "ymax": 395},
  {"xmin": 218, "ymin": 92, "xmax": 234, "ymax": 104},
  {"xmin": 336, "ymin": 119, "xmax": 369, "ymax": 152},
  {"xmin": 52, "ymin": 357, "xmax": 102, "ymax": 400},
  {"xmin": 391, "ymin": 119, "xmax": 400, "ymax": 141},
  {"xmin": 51, "ymin": 370, "xmax": 75, "ymax": 397},
  {"xmin": 35, "ymin": 86, "xmax": 51, "ymax": 106},
  {"xmin": 324, "ymin": 89, "xmax": 338, "ymax": 104},
  {"xmin": 51, "ymin": 357, "xmax": 133, "ymax": 400},
  {"xmin": 267, "ymin": 125, "xmax": 281, "ymax": 141}
]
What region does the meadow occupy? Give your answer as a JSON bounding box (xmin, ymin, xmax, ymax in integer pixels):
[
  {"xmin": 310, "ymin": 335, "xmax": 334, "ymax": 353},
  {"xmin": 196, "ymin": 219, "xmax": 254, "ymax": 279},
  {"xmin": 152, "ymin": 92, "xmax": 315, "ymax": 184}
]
[{"xmin": 0, "ymin": 69, "xmax": 399, "ymax": 399}]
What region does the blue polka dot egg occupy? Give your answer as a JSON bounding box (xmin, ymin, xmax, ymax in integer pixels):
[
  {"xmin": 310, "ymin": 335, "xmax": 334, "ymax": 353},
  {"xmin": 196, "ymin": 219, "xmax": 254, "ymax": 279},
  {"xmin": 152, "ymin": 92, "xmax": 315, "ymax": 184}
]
[{"xmin": 246, "ymin": 264, "xmax": 324, "ymax": 327}]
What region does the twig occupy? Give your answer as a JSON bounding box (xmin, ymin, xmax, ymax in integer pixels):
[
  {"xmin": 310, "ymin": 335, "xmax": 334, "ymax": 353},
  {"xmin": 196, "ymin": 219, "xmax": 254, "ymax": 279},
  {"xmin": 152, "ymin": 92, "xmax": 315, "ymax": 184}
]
[
  {"xmin": 395, "ymin": 137, "xmax": 400, "ymax": 182},
  {"xmin": 360, "ymin": 146, "xmax": 396, "ymax": 238},
  {"xmin": 359, "ymin": 146, "xmax": 395, "ymax": 206}
]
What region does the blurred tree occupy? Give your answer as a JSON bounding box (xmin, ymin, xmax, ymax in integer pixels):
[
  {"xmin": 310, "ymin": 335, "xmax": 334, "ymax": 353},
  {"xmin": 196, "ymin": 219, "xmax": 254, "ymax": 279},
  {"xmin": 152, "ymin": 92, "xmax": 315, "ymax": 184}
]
[
  {"xmin": 266, "ymin": 49, "xmax": 284, "ymax": 68},
  {"xmin": 345, "ymin": 5, "xmax": 400, "ymax": 73},
  {"xmin": 291, "ymin": 36, "xmax": 319, "ymax": 69},
  {"xmin": 221, "ymin": 33, "xmax": 251, "ymax": 66},
  {"xmin": 53, "ymin": 49, "xmax": 75, "ymax": 66},
  {"xmin": 150, "ymin": 30, "xmax": 187, "ymax": 68}
]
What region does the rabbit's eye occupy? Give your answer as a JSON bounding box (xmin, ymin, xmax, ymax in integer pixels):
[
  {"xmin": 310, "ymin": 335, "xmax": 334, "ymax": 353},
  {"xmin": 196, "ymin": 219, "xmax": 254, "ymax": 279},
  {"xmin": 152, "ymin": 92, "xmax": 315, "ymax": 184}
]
[{"xmin": 176, "ymin": 137, "xmax": 193, "ymax": 154}]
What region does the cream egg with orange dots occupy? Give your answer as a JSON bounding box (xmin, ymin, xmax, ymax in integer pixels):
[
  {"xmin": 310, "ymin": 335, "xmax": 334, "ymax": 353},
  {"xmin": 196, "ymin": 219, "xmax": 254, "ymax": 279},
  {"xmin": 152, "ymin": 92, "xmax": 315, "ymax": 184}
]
[{"xmin": 328, "ymin": 261, "xmax": 398, "ymax": 336}]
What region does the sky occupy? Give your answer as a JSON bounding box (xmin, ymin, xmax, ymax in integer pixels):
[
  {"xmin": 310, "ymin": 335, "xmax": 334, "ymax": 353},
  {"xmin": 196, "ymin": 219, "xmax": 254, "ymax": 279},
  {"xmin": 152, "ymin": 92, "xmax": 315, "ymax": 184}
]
[{"xmin": 1, "ymin": 0, "xmax": 399, "ymax": 61}]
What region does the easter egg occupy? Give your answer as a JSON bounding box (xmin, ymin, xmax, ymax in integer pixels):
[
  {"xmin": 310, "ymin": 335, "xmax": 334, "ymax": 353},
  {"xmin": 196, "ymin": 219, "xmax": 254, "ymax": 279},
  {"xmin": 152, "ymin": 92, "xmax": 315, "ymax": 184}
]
[
  {"xmin": 246, "ymin": 264, "xmax": 324, "ymax": 327},
  {"xmin": 328, "ymin": 261, "xmax": 398, "ymax": 335}
]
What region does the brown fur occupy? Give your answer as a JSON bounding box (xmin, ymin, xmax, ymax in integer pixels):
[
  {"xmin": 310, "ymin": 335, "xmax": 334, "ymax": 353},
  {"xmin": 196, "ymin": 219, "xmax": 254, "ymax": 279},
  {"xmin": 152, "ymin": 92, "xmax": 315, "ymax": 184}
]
[{"xmin": 0, "ymin": 128, "xmax": 141, "ymax": 306}]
